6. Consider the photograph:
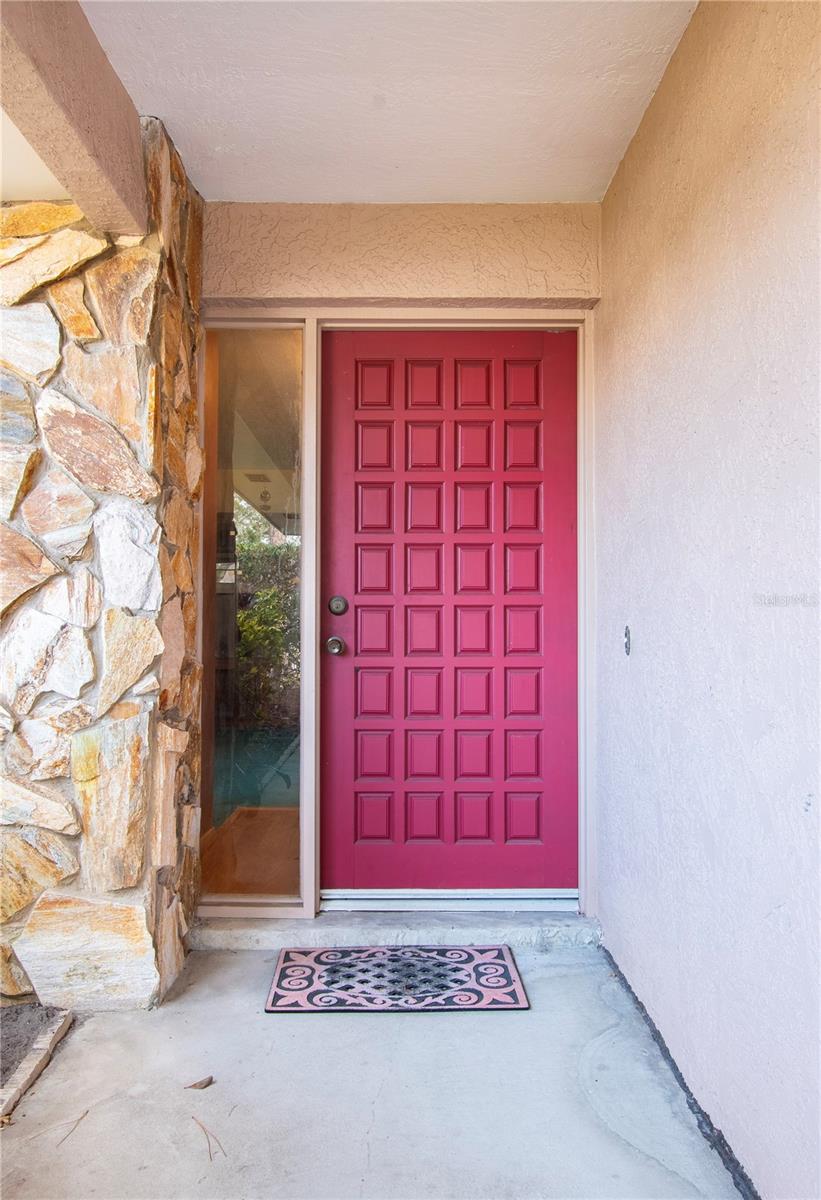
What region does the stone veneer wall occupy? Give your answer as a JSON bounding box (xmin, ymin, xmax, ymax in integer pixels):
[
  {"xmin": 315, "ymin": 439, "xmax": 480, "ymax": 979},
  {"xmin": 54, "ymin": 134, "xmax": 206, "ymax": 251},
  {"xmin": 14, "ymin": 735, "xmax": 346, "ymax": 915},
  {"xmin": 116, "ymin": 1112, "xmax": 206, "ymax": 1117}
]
[{"xmin": 0, "ymin": 119, "xmax": 203, "ymax": 1009}]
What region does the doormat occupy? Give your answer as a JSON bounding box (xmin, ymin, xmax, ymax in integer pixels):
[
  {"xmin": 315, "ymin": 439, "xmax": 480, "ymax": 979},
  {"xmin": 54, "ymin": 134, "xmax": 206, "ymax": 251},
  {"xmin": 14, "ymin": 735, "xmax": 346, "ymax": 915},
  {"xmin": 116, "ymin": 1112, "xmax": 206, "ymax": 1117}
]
[{"xmin": 265, "ymin": 945, "xmax": 529, "ymax": 1012}]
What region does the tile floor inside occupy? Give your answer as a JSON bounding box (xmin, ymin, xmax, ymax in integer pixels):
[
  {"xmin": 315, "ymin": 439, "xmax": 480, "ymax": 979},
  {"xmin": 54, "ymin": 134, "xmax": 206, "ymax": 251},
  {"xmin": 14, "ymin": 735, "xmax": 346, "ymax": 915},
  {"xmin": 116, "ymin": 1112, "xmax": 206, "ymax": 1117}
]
[
  {"xmin": 200, "ymin": 807, "xmax": 300, "ymax": 896},
  {"xmin": 1, "ymin": 946, "xmax": 741, "ymax": 1200}
]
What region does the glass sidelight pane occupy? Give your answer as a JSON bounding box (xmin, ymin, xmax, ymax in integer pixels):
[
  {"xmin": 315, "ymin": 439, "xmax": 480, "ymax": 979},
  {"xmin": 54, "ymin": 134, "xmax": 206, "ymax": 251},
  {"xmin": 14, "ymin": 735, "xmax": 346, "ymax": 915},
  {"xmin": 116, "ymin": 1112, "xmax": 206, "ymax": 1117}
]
[{"xmin": 202, "ymin": 328, "xmax": 303, "ymax": 896}]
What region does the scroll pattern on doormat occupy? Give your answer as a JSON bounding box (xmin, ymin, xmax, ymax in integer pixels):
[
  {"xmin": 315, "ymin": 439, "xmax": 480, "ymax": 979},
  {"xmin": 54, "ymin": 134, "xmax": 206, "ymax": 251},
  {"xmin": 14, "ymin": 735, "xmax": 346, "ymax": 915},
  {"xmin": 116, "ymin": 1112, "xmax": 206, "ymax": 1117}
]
[{"xmin": 265, "ymin": 945, "xmax": 529, "ymax": 1012}]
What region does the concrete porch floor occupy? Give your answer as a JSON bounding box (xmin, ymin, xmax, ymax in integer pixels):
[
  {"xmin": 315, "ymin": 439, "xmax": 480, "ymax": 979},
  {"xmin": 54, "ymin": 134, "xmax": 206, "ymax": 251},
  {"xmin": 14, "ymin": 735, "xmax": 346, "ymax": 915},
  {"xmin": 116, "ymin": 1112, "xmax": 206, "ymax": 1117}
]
[{"xmin": 1, "ymin": 946, "xmax": 739, "ymax": 1200}]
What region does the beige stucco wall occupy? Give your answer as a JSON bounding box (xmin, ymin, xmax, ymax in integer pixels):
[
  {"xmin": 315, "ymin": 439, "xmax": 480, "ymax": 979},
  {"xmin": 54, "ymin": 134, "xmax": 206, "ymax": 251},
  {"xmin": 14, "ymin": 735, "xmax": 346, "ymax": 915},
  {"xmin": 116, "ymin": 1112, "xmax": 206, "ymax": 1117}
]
[
  {"xmin": 203, "ymin": 202, "xmax": 600, "ymax": 304},
  {"xmin": 595, "ymin": 4, "xmax": 819, "ymax": 1198}
]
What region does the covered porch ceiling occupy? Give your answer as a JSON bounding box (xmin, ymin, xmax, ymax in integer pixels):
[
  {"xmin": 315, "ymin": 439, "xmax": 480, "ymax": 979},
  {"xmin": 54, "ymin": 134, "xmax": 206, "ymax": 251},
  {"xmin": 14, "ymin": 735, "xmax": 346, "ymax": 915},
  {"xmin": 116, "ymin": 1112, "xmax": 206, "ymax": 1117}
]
[{"xmin": 78, "ymin": 0, "xmax": 696, "ymax": 204}]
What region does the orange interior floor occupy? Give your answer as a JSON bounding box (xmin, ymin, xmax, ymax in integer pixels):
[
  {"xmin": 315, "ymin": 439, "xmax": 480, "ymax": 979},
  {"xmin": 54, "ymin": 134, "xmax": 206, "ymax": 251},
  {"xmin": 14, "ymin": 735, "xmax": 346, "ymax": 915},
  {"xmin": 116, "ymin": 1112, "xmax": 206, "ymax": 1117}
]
[{"xmin": 200, "ymin": 806, "xmax": 300, "ymax": 896}]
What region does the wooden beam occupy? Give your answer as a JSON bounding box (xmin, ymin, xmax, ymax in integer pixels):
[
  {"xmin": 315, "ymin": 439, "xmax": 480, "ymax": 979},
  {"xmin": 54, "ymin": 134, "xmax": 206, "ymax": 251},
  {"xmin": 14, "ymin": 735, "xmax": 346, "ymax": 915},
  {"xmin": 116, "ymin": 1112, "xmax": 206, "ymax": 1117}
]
[{"xmin": 0, "ymin": 1, "xmax": 147, "ymax": 235}]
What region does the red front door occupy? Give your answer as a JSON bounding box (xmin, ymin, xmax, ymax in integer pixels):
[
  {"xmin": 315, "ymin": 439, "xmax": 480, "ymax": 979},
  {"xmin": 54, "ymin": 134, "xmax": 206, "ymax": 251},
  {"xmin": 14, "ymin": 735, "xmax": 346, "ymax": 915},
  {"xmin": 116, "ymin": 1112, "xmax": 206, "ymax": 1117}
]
[{"xmin": 320, "ymin": 331, "xmax": 577, "ymax": 889}]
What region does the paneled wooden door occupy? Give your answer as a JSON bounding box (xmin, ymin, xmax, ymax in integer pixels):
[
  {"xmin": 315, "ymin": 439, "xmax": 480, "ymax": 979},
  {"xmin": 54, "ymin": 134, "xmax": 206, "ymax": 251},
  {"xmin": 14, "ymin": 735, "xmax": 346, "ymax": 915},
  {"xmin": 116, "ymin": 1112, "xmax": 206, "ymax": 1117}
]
[{"xmin": 320, "ymin": 330, "xmax": 577, "ymax": 889}]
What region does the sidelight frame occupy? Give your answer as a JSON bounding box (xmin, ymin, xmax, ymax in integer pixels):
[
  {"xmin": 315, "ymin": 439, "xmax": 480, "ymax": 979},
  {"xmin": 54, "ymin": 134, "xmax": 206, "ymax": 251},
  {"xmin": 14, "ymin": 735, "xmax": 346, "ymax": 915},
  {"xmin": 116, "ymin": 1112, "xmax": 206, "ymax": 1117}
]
[{"xmin": 197, "ymin": 307, "xmax": 595, "ymax": 920}]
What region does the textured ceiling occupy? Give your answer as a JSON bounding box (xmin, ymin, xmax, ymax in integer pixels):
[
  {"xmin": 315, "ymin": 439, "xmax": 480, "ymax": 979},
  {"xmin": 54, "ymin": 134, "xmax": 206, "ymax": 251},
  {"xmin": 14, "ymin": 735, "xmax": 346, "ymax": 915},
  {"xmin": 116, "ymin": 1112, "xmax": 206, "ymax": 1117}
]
[{"xmin": 82, "ymin": 1, "xmax": 695, "ymax": 203}]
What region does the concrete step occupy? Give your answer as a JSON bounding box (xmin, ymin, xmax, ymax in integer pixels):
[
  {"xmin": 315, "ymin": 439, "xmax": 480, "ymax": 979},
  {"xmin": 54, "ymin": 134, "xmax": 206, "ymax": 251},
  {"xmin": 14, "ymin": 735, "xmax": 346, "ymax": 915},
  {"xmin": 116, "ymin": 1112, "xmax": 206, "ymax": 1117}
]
[{"xmin": 188, "ymin": 911, "xmax": 601, "ymax": 952}]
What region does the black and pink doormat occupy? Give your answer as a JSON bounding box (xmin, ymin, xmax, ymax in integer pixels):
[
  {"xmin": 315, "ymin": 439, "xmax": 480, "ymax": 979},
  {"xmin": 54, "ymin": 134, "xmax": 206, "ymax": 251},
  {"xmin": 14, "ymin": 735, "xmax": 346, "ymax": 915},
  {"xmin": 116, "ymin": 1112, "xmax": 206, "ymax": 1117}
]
[{"xmin": 265, "ymin": 945, "xmax": 529, "ymax": 1013}]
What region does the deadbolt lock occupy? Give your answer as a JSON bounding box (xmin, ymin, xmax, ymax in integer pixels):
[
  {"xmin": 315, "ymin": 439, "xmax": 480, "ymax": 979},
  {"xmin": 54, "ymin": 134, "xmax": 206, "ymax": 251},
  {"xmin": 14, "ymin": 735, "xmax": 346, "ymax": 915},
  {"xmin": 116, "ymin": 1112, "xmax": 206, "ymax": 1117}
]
[{"xmin": 328, "ymin": 595, "xmax": 349, "ymax": 616}]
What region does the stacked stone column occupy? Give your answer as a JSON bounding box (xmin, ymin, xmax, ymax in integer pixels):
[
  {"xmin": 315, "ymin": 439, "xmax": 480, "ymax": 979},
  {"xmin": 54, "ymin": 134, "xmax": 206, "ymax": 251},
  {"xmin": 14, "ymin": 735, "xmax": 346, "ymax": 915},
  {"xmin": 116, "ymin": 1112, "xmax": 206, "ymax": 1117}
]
[{"xmin": 0, "ymin": 119, "xmax": 203, "ymax": 1009}]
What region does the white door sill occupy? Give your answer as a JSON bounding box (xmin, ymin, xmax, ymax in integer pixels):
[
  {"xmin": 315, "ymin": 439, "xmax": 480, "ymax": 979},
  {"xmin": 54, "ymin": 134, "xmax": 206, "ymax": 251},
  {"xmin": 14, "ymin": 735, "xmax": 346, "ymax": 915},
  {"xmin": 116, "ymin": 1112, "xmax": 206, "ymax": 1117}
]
[{"xmin": 320, "ymin": 888, "xmax": 579, "ymax": 913}]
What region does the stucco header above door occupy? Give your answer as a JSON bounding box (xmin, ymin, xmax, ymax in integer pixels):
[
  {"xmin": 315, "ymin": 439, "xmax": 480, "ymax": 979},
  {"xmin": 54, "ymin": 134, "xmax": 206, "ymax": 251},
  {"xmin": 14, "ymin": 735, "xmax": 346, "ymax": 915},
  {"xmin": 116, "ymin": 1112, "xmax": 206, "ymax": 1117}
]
[{"xmin": 203, "ymin": 203, "xmax": 601, "ymax": 308}]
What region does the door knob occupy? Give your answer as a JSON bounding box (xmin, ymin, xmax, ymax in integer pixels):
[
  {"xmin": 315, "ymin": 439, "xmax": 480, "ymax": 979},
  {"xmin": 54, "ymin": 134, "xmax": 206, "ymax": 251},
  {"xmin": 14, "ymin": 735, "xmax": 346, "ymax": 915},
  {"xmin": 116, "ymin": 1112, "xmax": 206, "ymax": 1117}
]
[{"xmin": 326, "ymin": 635, "xmax": 346, "ymax": 656}]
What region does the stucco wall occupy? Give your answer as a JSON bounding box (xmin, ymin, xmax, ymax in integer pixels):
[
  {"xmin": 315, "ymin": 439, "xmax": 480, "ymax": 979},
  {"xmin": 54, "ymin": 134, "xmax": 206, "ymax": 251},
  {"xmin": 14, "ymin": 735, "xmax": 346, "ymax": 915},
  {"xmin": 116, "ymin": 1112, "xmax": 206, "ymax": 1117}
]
[
  {"xmin": 595, "ymin": 4, "xmax": 819, "ymax": 1197},
  {"xmin": 203, "ymin": 202, "xmax": 600, "ymax": 304}
]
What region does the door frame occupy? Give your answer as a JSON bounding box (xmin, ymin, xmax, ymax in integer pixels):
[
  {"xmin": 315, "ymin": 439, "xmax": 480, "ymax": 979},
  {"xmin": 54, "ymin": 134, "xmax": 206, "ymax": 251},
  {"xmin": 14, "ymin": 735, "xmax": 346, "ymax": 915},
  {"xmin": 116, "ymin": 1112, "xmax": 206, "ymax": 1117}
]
[{"xmin": 197, "ymin": 306, "xmax": 596, "ymax": 920}]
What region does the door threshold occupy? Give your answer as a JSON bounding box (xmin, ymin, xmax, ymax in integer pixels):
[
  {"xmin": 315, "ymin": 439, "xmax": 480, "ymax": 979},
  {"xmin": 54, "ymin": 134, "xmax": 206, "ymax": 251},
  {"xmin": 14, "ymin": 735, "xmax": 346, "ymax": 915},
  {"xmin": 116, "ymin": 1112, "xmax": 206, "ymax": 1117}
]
[
  {"xmin": 190, "ymin": 909, "xmax": 600, "ymax": 951},
  {"xmin": 320, "ymin": 888, "xmax": 579, "ymax": 913}
]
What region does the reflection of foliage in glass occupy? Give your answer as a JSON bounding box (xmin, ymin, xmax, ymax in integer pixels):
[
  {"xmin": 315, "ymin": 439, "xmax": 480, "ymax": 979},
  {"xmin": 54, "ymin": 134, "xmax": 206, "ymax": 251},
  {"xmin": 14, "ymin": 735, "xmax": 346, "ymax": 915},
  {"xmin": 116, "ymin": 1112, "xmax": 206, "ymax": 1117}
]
[{"xmin": 234, "ymin": 495, "xmax": 300, "ymax": 727}]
